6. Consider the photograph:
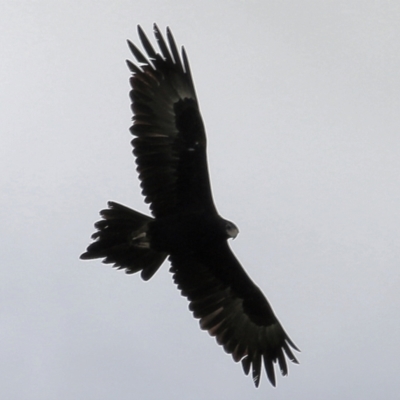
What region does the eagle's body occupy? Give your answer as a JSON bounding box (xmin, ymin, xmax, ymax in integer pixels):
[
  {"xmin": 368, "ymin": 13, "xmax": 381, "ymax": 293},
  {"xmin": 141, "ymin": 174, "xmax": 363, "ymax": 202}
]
[{"xmin": 81, "ymin": 24, "xmax": 299, "ymax": 387}]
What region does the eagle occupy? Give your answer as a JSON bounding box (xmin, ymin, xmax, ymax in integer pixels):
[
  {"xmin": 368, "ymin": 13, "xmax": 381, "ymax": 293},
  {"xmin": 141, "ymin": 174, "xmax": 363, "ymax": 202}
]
[{"xmin": 81, "ymin": 24, "xmax": 299, "ymax": 387}]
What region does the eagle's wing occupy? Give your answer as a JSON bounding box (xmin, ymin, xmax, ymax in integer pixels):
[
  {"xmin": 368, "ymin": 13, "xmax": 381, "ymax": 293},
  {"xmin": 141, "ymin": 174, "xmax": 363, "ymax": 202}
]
[
  {"xmin": 127, "ymin": 24, "xmax": 217, "ymax": 218},
  {"xmin": 169, "ymin": 242, "xmax": 299, "ymax": 387}
]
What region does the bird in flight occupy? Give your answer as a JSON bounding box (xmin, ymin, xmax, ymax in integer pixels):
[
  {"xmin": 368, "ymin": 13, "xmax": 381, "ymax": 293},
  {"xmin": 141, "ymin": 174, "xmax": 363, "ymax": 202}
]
[{"xmin": 81, "ymin": 24, "xmax": 299, "ymax": 387}]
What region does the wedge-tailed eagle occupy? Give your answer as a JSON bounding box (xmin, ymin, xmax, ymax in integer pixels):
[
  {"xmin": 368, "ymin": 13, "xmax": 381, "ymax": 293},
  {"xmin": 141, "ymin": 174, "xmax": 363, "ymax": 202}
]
[{"xmin": 81, "ymin": 24, "xmax": 299, "ymax": 387}]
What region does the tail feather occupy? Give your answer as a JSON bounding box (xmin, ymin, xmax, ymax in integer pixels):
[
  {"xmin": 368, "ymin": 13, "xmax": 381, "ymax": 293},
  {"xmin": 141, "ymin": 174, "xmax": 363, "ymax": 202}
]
[{"xmin": 80, "ymin": 201, "xmax": 167, "ymax": 281}]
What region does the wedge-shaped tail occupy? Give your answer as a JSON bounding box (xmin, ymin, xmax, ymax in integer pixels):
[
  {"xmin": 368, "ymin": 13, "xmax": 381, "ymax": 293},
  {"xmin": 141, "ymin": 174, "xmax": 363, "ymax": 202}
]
[{"xmin": 80, "ymin": 201, "xmax": 167, "ymax": 281}]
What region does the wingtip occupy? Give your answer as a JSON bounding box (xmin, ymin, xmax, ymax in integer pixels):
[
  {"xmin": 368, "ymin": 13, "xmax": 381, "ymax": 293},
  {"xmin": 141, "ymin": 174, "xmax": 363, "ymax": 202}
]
[
  {"xmin": 80, "ymin": 251, "xmax": 90, "ymax": 260},
  {"xmin": 126, "ymin": 39, "xmax": 136, "ymax": 54},
  {"xmin": 153, "ymin": 22, "xmax": 160, "ymax": 35},
  {"xmin": 125, "ymin": 59, "xmax": 132, "ymax": 69},
  {"xmin": 137, "ymin": 25, "xmax": 147, "ymax": 43}
]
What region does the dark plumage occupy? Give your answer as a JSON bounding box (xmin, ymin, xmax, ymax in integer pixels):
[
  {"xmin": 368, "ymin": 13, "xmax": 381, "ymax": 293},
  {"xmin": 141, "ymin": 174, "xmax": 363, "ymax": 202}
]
[{"xmin": 81, "ymin": 24, "xmax": 299, "ymax": 387}]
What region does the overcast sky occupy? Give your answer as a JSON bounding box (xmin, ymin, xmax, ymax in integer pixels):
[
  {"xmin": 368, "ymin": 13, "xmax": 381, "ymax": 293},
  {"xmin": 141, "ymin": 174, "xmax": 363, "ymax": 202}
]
[{"xmin": 1, "ymin": 1, "xmax": 400, "ymax": 399}]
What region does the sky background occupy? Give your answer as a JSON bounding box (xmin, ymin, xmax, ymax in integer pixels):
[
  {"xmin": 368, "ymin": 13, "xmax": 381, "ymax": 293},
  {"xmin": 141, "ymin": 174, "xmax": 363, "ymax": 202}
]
[{"xmin": 1, "ymin": 1, "xmax": 400, "ymax": 399}]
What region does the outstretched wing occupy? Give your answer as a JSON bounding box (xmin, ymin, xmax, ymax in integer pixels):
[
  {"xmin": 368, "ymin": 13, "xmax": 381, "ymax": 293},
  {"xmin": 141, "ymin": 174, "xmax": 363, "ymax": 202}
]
[
  {"xmin": 169, "ymin": 242, "xmax": 299, "ymax": 387},
  {"xmin": 127, "ymin": 24, "xmax": 217, "ymax": 218}
]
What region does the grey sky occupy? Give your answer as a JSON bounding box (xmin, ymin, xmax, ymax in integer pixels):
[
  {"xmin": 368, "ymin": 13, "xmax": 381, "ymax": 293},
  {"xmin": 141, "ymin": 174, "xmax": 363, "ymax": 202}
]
[{"xmin": 1, "ymin": 1, "xmax": 399, "ymax": 399}]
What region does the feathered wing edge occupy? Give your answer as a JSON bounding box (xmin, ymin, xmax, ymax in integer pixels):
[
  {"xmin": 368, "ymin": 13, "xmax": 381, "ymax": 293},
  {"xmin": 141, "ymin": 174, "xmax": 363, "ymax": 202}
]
[
  {"xmin": 126, "ymin": 24, "xmax": 205, "ymax": 218},
  {"xmin": 169, "ymin": 253, "xmax": 299, "ymax": 387}
]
